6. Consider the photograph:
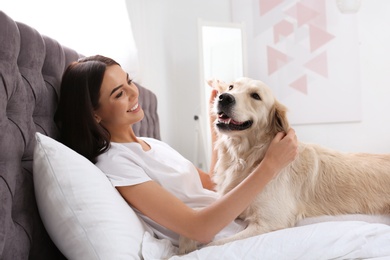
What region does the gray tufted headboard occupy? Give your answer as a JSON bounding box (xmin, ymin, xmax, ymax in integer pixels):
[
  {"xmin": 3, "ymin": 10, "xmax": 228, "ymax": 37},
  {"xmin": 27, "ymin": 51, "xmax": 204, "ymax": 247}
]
[{"xmin": 0, "ymin": 10, "xmax": 160, "ymax": 259}]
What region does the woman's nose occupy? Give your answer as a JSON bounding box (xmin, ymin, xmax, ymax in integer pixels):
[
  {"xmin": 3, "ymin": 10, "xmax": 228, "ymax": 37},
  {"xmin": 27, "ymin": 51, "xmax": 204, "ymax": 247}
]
[{"xmin": 127, "ymin": 83, "xmax": 138, "ymax": 98}]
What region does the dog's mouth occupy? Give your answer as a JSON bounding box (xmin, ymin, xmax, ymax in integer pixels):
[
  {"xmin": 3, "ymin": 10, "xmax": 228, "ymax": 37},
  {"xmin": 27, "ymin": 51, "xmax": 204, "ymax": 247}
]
[{"xmin": 216, "ymin": 112, "xmax": 253, "ymax": 131}]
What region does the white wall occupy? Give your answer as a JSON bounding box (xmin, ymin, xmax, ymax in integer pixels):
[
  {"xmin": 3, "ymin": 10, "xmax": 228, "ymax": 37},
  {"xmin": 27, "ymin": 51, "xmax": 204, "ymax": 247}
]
[{"xmin": 290, "ymin": 1, "xmax": 390, "ymax": 153}]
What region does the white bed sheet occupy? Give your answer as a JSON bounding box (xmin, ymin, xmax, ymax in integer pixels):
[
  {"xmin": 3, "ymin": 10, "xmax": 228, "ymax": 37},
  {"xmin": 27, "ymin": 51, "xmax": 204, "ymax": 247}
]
[{"xmin": 142, "ymin": 221, "xmax": 390, "ymax": 260}]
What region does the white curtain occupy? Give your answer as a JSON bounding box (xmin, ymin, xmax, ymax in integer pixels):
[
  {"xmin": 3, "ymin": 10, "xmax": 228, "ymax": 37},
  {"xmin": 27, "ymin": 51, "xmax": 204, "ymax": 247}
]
[
  {"xmin": 124, "ymin": 0, "xmax": 167, "ymax": 92},
  {"xmin": 125, "ymin": 0, "xmax": 171, "ymax": 144}
]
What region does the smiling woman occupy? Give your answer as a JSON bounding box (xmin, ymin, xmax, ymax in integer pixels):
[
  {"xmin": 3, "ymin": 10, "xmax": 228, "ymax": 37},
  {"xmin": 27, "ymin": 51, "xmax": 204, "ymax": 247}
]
[
  {"xmin": 94, "ymin": 64, "xmax": 145, "ymax": 143},
  {"xmin": 52, "ymin": 53, "xmax": 299, "ymax": 254},
  {"xmin": 55, "ymin": 55, "xmax": 147, "ymax": 162}
]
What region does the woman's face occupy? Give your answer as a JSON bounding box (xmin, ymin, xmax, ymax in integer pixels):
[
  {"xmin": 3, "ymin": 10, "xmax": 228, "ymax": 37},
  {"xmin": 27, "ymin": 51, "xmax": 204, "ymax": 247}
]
[{"xmin": 94, "ymin": 65, "xmax": 144, "ymax": 133}]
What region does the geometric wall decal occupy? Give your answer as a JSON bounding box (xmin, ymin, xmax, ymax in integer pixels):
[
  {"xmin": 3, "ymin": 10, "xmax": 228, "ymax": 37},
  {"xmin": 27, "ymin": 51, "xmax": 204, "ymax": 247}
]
[
  {"xmin": 304, "ymin": 51, "xmax": 328, "ymax": 77},
  {"xmin": 274, "ymin": 19, "xmax": 294, "ymax": 44},
  {"xmin": 259, "ymin": 0, "xmax": 284, "ymax": 16},
  {"xmin": 309, "ymin": 25, "xmax": 335, "ymax": 52},
  {"xmin": 290, "ymin": 75, "xmax": 308, "ymax": 94},
  {"xmin": 300, "ymin": 0, "xmax": 327, "ymax": 29},
  {"xmin": 232, "ymin": 0, "xmax": 361, "ymax": 125},
  {"xmin": 297, "ymin": 3, "xmax": 320, "ymax": 27},
  {"xmin": 285, "ymin": 2, "xmax": 320, "ymax": 27},
  {"xmin": 267, "ymin": 46, "xmax": 292, "ymax": 75}
]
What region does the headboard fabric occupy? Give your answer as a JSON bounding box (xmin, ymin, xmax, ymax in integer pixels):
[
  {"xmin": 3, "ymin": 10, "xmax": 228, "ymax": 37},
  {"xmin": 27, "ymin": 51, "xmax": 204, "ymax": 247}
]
[{"xmin": 0, "ymin": 10, "xmax": 160, "ymax": 259}]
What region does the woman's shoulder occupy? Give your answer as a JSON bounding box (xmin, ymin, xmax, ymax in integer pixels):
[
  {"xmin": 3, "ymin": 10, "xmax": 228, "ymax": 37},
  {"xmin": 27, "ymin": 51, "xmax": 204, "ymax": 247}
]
[
  {"xmin": 98, "ymin": 138, "xmax": 174, "ymax": 162},
  {"xmin": 139, "ymin": 137, "xmax": 172, "ymax": 149},
  {"xmin": 104, "ymin": 138, "xmax": 166, "ymax": 154}
]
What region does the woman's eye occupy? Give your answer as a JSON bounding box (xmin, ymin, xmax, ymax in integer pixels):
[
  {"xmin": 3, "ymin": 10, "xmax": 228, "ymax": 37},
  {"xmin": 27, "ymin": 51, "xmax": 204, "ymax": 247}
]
[
  {"xmin": 128, "ymin": 79, "xmax": 133, "ymax": 85},
  {"xmin": 115, "ymin": 91, "xmax": 123, "ymax": 98},
  {"xmin": 251, "ymin": 93, "xmax": 261, "ymax": 100}
]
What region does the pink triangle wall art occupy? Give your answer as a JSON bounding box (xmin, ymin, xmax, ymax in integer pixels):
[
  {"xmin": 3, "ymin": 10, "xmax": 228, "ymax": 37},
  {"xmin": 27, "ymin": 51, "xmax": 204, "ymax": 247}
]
[{"xmin": 232, "ymin": 0, "xmax": 361, "ymax": 125}]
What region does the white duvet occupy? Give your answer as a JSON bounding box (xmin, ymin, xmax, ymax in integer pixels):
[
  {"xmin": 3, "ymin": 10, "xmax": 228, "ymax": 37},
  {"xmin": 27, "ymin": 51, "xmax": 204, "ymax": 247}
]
[{"xmin": 142, "ymin": 218, "xmax": 390, "ymax": 260}]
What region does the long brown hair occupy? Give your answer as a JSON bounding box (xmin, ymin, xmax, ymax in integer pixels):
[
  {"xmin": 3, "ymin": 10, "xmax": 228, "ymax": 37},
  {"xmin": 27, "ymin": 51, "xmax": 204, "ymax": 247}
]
[{"xmin": 55, "ymin": 55, "xmax": 120, "ymax": 163}]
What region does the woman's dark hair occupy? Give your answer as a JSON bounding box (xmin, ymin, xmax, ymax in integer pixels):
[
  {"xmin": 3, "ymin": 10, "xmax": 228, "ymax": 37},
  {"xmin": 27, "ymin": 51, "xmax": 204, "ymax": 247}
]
[{"xmin": 55, "ymin": 55, "xmax": 120, "ymax": 163}]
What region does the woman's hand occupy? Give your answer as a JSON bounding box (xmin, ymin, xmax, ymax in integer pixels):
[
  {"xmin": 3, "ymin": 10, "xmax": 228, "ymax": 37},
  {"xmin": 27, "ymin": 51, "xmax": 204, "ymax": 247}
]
[
  {"xmin": 208, "ymin": 89, "xmax": 218, "ymax": 130},
  {"xmin": 262, "ymin": 128, "xmax": 298, "ymax": 177},
  {"xmin": 208, "ymin": 89, "xmax": 219, "ymax": 178}
]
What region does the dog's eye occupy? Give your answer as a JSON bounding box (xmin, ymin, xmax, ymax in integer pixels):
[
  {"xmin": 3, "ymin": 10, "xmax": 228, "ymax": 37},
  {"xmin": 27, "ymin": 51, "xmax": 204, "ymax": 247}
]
[
  {"xmin": 251, "ymin": 93, "xmax": 261, "ymax": 100},
  {"xmin": 229, "ymin": 85, "xmax": 233, "ymax": 90}
]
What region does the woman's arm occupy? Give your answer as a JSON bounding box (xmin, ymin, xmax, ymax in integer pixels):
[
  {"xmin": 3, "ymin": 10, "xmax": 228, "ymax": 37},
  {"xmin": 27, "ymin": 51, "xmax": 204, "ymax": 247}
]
[
  {"xmin": 197, "ymin": 168, "xmax": 215, "ymax": 190},
  {"xmin": 117, "ymin": 129, "xmax": 298, "ymax": 244},
  {"xmin": 196, "ymin": 89, "xmax": 219, "ymax": 190}
]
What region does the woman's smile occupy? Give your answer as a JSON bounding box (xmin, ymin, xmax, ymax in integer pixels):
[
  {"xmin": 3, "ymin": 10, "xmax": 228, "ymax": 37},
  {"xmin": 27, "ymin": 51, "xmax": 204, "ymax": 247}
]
[{"xmin": 128, "ymin": 103, "xmax": 140, "ymax": 113}]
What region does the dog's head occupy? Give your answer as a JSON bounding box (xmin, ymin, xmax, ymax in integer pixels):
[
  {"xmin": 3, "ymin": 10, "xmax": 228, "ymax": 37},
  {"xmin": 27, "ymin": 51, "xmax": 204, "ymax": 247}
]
[{"xmin": 210, "ymin": 77, "xmax": 289, "ymax": 139}]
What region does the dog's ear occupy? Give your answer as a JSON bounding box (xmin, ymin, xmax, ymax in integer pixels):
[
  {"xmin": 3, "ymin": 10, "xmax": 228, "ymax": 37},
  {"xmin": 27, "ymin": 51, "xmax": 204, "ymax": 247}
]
[
  {"xmin": 207, "ymin": 78, "xmax": 228, "ymax": 93},
  {"xmin": 268, "ymin": 99, "xmax": 290, "ymax": 134}
]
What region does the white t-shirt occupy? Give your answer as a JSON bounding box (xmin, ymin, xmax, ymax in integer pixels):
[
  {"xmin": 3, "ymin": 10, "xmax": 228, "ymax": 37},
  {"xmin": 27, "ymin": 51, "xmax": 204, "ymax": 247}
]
[{"xmin": 96, "ymin": 137, "xmax": 245, "ymax": 246}]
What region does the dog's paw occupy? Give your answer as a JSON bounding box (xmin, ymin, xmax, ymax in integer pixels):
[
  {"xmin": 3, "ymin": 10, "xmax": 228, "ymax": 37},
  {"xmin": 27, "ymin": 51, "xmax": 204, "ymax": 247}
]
[
  {"xmin": 178, "ymin": 236, "xmax": 199, "ymax": 255},
  {"xmin": 207, "ymin": 78, "xmax": 228, "ymax": 92}
]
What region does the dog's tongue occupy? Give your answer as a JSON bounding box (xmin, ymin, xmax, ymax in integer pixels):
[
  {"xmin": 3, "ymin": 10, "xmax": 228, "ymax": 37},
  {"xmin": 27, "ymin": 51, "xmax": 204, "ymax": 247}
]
[
  {"xmin": 218, "ymin": 117, "xmax": 232, "ymax": 124},
  {"xmin": 218, "ymin": 114, "xmax": 243, "ymax": 125}
]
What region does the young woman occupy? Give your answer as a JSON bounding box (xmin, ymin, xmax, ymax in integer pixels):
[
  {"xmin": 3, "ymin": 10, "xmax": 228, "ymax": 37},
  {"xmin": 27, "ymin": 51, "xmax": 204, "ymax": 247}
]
[{"xmin": 55, "ymin": 55, "xmax": 298, "ymax": 246}]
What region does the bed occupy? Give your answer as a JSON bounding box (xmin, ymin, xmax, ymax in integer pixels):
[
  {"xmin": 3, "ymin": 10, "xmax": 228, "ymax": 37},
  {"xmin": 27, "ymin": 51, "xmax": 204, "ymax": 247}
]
[{"xmin": 1, "ymin": 10, "xmax": 390, "ymax": 260}]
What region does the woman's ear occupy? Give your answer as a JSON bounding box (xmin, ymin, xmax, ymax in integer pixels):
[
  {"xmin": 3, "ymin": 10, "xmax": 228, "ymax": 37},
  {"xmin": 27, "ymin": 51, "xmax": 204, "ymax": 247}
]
[{"xmin": 94, "ymin": 114, "xmax": 102, "ymax": 123}]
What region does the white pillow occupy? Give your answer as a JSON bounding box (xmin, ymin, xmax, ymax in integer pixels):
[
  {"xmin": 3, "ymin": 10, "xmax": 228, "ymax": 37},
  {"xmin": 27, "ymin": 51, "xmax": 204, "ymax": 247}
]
[{"xmin": 33, "ymin": 133, "xmax": 151, "ymax": 260}]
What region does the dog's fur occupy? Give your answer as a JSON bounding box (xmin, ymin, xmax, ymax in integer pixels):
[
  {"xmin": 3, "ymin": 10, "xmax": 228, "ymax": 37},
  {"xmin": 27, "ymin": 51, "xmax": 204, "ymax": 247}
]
[{"xmin": 178, "ymin": 77, "xmax": 390, "ymax": 254}]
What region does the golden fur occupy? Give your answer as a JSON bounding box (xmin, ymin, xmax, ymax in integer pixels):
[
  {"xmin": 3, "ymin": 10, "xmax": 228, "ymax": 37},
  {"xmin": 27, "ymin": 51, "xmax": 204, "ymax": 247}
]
[{"xmin": 179, "ymin": 77, "xmax": 390, "ymax": 253}]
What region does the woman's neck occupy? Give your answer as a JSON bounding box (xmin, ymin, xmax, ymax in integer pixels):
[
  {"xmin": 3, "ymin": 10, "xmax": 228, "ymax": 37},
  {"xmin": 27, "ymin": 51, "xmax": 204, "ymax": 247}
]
[
  {"xmin": 110, "ymin": 128, "xmax": 151, "ymax": 151},
  {"xmin": 110, "ymin": 127, "xmax": 138, "ymax": 143}
]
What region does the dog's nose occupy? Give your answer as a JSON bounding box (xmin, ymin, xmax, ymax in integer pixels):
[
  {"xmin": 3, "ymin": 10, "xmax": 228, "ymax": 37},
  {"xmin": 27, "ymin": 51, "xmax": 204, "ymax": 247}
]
[{"xmin": 219, "ymin": 93, "xmax": 235, "ymax": 106}]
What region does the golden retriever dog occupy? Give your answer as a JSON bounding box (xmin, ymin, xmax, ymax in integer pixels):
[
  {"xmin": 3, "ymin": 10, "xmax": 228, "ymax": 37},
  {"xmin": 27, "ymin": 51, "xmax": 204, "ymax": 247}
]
[{"xmin": 178, "ymin": 77, "xmax": 390, "ymax": 254}]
